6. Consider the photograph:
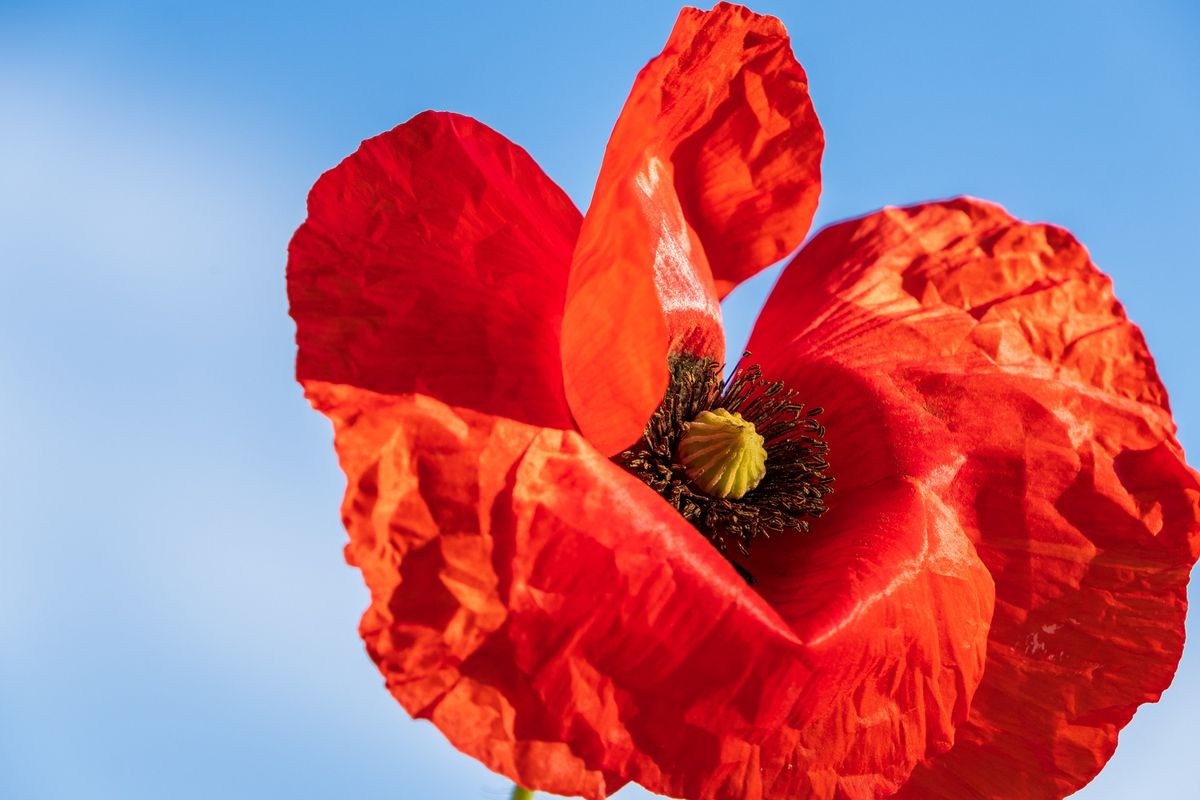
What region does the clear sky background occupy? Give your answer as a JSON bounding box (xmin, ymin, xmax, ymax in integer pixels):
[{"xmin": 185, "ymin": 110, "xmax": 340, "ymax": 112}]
[{"xmin": 2, "ymin": 1, "xmax": 1197, "ymax": 798}]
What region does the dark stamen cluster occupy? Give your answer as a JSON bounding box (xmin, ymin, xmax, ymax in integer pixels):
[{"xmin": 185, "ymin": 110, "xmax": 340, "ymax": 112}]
[{"xmin": 616, "ymin": 353, "xmax": 832, "ymax": 577}]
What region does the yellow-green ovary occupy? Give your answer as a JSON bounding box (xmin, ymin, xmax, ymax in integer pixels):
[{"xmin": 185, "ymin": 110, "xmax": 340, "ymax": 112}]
[{"xmin": 676, "ymin": 408, "xmax": 767, "ymax": 500}]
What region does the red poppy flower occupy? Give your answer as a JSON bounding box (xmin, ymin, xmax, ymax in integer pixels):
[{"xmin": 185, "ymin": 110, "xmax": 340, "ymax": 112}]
[{"xmin": 287, "ymin": 3, "xmax": 1200, "ymax": 799}]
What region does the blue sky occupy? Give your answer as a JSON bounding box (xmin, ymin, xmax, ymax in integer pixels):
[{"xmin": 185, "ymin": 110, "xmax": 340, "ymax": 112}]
[{"xmin": 1, "ymin": 1, "xmax": 1197, "ymax": 798}]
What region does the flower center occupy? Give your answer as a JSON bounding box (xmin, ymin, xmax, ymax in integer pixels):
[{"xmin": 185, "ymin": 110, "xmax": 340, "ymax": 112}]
[
  {"xmin": 676, "ymin": 408, "xmax": 767, "ymax": 500},
  {"xmin": 616, "ymin": 354, "xmax": 832, "ymax": 580}
]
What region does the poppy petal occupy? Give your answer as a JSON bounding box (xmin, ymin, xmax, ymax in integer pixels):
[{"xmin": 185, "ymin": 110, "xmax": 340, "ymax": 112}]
[
  {"xmin": 287, "ymin": 110, "xmax": 581, "ymax": 430},
  {"xmin": 562, "ymin": 2, "xmax": 824, "ymax": 455},
  {"xmin": 744, "ymin": 474, "xmax": 995, "ymax": 800},
  {"xmin": 307, "ymin": 375, "xmax": 992, "ymax": 800},
  {"xmin": 749, "ymin": 197, "xmax": 1200, "ymax": 799}
]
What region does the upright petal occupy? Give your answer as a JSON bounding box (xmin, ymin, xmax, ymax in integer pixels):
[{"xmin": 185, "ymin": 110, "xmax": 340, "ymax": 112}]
[
  {"xmin": 288, "ymin": 110, "xmax": 582, "ymax": 429},
  {"xmin": 749, "ymin": 198, "xmax": 1200, "ymax": 799},
  {"xmin": 562, "ymin": 2, "xmax": 824, "ymax": 455}
]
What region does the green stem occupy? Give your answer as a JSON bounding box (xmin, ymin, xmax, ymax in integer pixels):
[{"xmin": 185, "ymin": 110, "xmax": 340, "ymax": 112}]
[{"xmin": 510, "ymin": 787, "xmax": 535, "ymax": 800}]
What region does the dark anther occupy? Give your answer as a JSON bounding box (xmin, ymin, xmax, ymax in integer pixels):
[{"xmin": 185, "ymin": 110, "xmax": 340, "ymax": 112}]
[{"xmin": 615, "ymin": 352, "xmax": 832, "ymax": 581}]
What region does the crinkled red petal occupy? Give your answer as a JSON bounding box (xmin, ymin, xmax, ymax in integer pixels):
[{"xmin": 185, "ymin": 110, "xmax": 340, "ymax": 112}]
[
  {"xmin": 287, "ymin": 110, "xmax": 581, "ymax": 429},
  {"xmin": 308, "ymin": 380, "xmax": 991, "ymax": 800},
  {"xmin": 749, "ymin": 197, "xmax": 1200, "ymax": 799},
  {"xmin": 561, "ymin": 2, "xmax": 823, "ymax": 455}
]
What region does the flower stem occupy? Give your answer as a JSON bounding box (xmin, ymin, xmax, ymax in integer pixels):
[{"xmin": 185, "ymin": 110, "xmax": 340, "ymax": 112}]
[{"xmin": 510, "ymin": 786, "xmax": 535, "ymax": 800}]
